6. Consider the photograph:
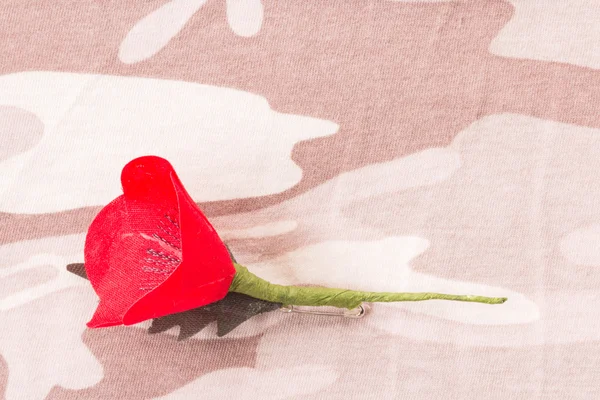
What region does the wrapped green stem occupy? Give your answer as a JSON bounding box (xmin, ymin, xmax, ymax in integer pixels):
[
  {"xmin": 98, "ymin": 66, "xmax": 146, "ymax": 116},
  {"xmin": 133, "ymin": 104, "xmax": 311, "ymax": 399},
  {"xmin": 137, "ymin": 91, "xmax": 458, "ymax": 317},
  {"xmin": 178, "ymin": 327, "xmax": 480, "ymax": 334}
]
[{"xmin": 229, "ymin": 264, "xmax": 507, "ymax": 309}]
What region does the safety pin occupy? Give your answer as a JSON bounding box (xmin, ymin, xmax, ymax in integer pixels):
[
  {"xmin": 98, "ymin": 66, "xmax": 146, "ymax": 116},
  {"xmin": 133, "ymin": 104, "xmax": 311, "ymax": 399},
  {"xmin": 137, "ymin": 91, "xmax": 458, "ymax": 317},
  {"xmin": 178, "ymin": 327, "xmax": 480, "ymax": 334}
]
[{"xmin": 279, "ymin": 304, "xmax": 367, "ymax": 318}]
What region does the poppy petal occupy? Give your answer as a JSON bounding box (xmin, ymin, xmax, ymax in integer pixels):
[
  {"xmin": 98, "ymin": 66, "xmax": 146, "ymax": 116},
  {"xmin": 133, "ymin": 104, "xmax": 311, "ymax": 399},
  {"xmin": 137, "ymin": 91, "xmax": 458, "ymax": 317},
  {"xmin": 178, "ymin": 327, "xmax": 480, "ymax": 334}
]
[{"xmin": 123, "ymin": 169, "xmax": 235, "ymax": 325}]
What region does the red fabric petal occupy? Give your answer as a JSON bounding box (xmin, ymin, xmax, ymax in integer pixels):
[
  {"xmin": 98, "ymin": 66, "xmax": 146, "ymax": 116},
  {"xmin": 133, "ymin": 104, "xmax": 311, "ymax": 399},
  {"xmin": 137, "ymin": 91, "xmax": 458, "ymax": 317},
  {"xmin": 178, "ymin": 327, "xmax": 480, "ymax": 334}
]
[
  {"xmin": 123, "ymin": 167, "xmax": 235, "ymax": 325},
  {"xmin": 84, "ymin": 156, "xmax": 235, "ymax": 327}
]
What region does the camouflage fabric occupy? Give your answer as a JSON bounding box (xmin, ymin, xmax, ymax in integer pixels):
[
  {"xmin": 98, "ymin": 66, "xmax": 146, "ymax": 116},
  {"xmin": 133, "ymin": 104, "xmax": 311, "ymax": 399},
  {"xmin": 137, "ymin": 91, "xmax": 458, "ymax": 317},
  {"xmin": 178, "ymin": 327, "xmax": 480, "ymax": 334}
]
[{"xmin": 1, "ymin": 1, "xmax": 600, "ymax": 399}]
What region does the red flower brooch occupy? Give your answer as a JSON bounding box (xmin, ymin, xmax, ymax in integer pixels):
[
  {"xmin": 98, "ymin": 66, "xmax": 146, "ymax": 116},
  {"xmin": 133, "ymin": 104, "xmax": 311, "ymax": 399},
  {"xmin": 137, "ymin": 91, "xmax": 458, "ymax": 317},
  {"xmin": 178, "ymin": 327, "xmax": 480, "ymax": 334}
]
[{"xmin": 76, "ymin": 156, "xmax": 507, "ymax": 334}]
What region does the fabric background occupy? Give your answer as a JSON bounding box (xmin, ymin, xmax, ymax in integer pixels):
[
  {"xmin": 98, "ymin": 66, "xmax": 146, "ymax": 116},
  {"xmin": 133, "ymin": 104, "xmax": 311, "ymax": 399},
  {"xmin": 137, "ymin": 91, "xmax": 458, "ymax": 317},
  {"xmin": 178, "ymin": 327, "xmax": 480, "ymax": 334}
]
[{"xmin": 1, "ymin": 0, "xmax": 599, "ymax": 398}]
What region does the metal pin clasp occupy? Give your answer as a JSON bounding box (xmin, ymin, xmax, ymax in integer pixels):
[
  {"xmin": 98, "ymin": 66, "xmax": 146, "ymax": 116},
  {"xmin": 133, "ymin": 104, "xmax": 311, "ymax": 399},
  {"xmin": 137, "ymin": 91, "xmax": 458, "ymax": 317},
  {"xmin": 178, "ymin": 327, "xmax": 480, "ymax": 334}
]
[{"xmin": 279, "ymin": 304, "xmax": 367, "ymax": 318}]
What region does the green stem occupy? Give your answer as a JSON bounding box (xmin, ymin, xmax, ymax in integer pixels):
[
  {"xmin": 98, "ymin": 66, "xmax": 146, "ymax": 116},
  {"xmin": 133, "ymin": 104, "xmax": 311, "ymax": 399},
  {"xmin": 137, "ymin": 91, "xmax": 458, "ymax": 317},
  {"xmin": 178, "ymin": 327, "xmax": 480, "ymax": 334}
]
[{"xmin": 229, "ymin": 264, "xmax": 507, "ymax": 309}]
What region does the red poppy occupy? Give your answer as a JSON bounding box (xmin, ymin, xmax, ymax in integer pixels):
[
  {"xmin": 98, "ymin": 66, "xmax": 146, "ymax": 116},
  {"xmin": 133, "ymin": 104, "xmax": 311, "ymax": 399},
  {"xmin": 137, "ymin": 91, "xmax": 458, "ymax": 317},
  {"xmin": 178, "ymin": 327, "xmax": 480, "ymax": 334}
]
[
  {"xmin": 84, "ymin": 156, "xmax": 235, "ymax": 327},
  {"xmin": 84, "ymin": 156, "xmax": 507, "ymax": 330}
]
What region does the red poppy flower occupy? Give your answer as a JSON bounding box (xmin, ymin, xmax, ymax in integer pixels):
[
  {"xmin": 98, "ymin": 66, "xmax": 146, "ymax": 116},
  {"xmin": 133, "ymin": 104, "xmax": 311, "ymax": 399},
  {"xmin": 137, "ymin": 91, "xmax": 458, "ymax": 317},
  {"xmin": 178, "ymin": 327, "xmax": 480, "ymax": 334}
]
[
  {"xmin": 84, "ymin": 156, "xmax": 235, "ymax": 327},
  {"xmin": 84, "ymin": 156, "xmax": 507, "ymax": 330}
]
